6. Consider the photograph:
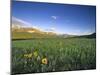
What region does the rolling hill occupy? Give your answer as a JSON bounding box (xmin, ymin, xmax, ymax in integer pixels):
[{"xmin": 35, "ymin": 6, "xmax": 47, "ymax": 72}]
[
  {"xmin": 72, "ymin": 33, "xmax": 96, "ymax": 39},
  {"xmin": 12, "ymin": 17, "xmax": 57, "ymax": 39}
]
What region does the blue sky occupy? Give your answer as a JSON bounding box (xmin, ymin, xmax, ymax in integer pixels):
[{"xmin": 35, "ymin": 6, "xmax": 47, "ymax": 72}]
[{"xmin": 12, "ymin": 1, "xmax": 96, "ymax": 35}]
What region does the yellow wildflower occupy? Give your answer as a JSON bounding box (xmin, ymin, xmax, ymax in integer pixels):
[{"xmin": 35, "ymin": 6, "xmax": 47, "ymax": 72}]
[
  {"xmin": 42, "ymin": 57, "xmax": 48, "ymax": 64},
  {"xmin": 28, "ymin": 53, "xmax": 33, "ymax": 58},
  {"xmin": 24, "ymin": 53, "xmax": 33, "ymax": 58},
  {"xmin": 33, "ymin": 51, "xmax": 38, "ymax": 57}
]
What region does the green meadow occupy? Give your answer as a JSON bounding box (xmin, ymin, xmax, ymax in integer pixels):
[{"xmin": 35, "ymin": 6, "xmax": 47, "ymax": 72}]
[{"xmin": 12, "ymin": 38, "xmax": 96, "ymax": 74}]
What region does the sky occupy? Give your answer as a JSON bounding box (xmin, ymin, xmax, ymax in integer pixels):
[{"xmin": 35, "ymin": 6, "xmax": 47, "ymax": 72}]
[{"xmin": 12, "ymin": 1, "xmax": 96, "ymax": 35}]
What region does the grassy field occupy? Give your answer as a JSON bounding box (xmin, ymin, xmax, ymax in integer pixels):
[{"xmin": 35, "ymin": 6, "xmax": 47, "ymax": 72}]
[
  {"xmin": 12, "ymin": 32, "xmax": 57, "ymax": 39},
  {"xmin": 12, "ymin": 38, "xmax": 96, "ymax": 74}
]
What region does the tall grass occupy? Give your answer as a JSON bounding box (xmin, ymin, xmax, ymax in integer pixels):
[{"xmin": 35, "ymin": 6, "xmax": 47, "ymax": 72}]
[{"xmin": 12, "ymin": 38, "xmax": 96, "ymax": 74}]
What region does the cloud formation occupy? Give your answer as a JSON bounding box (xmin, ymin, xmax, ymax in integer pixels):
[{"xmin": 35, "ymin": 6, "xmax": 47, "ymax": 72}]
[
  {"xmin": 12, "ymin": 16, "xmax": 45, "ymax": 31},
  {"xmin": 12, "ymin": 16, "xmax": 32, "ymax": 27},
  {"xmin": 51, "ymin": 16, "xmax": 57, "ymax": 20}
]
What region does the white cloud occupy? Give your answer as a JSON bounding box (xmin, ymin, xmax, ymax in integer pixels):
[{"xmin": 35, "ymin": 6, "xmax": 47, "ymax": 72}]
[
  {"xmin": 51, "ymin": 16, "xmax": 57, "ymax": 20},
  {"xmin": 12, "ymin": 16, "xmax": 32, "ymax": 26},
  {"xmin": 50, "ymin": 27, "xmax": 55, "ymax": 31},
  {"xmin": 68, "ymin": 29, "xmax": 94, "ymax": 35}
]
